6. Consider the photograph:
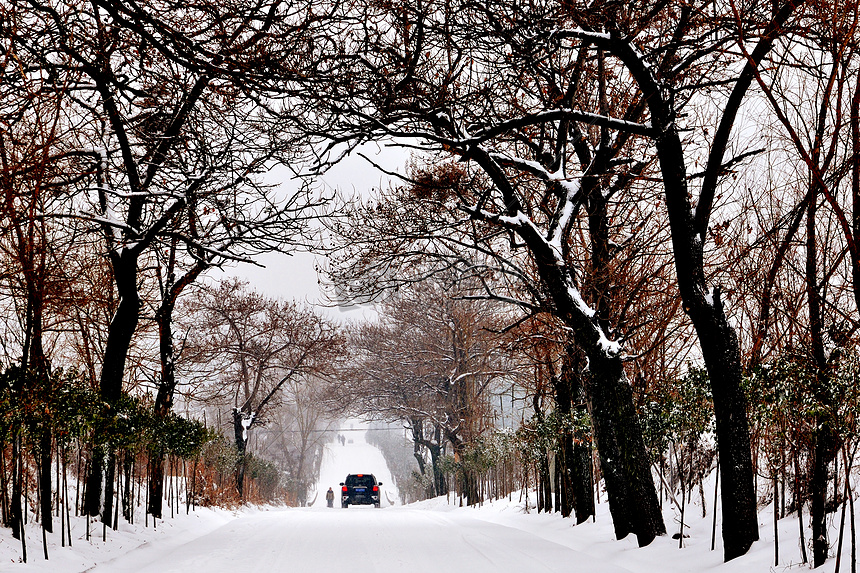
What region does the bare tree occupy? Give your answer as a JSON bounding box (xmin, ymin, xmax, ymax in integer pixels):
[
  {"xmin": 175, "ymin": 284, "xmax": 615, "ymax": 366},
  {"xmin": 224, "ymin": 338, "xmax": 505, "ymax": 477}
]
[
  {"xmin": 333, "ymin": 278, "xmax": 508, "ymax": 503},
  {"xmin": 0, "ymin": 18, "xmax": 91, "ymax": 537},
  {"xmin": 720, "ymin": 3, "xmax": 860, "ymax": 565},
  {"xmin": 306, "ymin": 0, "xmax": 827, "ymax": 558},
  {"xmin": 181, "ymin": 279, "xmax": 343, "ymax": 499},
  {"xmin": 3, "ymin": 0, "xmax": 329, "ymax": 524},
  {"xmin": 311, "ymin": 0, "xmax": 674, "ymax": 539},
  {"xmin": 258, "ymin": 381, "xmax": 337, "ymax": 506}
]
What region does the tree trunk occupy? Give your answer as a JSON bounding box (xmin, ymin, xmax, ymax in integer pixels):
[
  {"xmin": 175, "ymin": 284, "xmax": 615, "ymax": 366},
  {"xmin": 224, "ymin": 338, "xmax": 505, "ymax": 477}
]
[
  {"xmin": 149, "ymin": 261, "xmax": 207, "ymax": 516},
  {"xmin": 86, "ymin": 250, "xmax": 141, "ymax": 518},
  {"xmin": 428, "ymin": 439, "xmax": 446, "ymax": 497},
  {"xmin": 409, "ymin": 418, "xmax": 427, "ymax": 477},
  {"xmin": 84, "ymin": 447, "xmax": 103, "ymax": 517},
  {"xmin": 122, "ymin": 452, "xmax": 133, "ymax": 522},
  {"xmin": 38, "ymin": 430, "xmax": 52, "ymax": 533},
  {"xmin": 233, "ymin": 409, "xmax": 249, "ymax": 500},
  {"xmin": 147, "ymin": 448, "xmax": 166, "ymax": 518},
  {"xmin": 555, "ymin": 347, "xmax": 595, "ymax": 523},
  {"xmin": 552, "ymin": 369, "xmax": 574, "ymax": 519},
  {"xmin": 586, "ymin": 351, "xmax": 665, "ymax": 545},
  {"xmin": 539, "ymin": 452, "xmax": 552, "ymax": 513},
  {"xmin": 648, "ymin": 118, "xmax": 758, "ymax": 559},
  {"xmin": 603, "ymin": 32, "xmax": 763, "ymax": 560},
  {"xmin": 692, "ymin": 298, "xmax": 759, "ymax": 560},
  {"xmin": 10, "ymin": 434, "xmax": 23, "ymax": 540},
  {"xmin": 102, "ymin": 451, "xmax": 116, "ymax": 527},
  {"xmin": 806, "ymin": 155, "xmax": 839, "ymax": 568},
  {"xmin": 26, "ymin": 283, "xmax": 52, "ymax": 534},
  {"xmin": 812, "ymin": 425, "xmax": 839, "ymax": 567},
  {"xmin": 471, "ymin": 141, "xmax": 664, "ymax": 545}
]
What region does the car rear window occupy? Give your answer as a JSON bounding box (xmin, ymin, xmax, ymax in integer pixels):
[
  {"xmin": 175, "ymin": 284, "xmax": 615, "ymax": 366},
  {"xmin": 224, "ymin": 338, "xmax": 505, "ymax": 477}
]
[{"xmin": 345, "ymin": 475, "xmax": 375, "ymax": 487}]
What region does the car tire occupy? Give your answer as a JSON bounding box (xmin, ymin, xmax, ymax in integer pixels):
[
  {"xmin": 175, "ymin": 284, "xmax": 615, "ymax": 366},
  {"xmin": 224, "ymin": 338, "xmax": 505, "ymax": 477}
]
[
  {"xmin": 342, "ymin": 502, "xmax": 348, "ymax": 508},
  {"xmin": 374, "ymin": 503, "xmax": 380, "ymax": 508}
]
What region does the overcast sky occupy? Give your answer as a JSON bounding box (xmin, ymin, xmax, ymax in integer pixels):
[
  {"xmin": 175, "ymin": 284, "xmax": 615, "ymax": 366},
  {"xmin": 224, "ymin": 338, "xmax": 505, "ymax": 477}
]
[{"xmin": 216, "ymin": 144, "xmax": 410, "ymax": 323}]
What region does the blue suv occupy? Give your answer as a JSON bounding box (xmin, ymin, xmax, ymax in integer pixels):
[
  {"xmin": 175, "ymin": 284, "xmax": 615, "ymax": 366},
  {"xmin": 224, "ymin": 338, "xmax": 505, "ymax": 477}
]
[{"xmin": 340, "ymin": 474, "xmax": 382, "ymax": 508}]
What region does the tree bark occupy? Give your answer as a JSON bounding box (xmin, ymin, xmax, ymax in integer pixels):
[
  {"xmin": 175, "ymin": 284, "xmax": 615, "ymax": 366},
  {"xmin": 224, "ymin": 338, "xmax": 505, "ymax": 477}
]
[
  {"xmin": 122, "ymin": 452, "xmax": 133, "ymax": 522},
  {"xmin": 558, "ymin": 348, "xmax": 595, "ymax": 524},
  {"xmin": 553, "ymin": 369, "xmax": 575, "ymax": 519},
  {"xmin": 689, "ymin": 290, "xmax": 759, "ymax": 560},
  {"xmin": 102, "ymin": 451, "xmax": 116, "ymax": 527},
  {"xmin": 812, "ymin": 428, "xmax": 835, "ymax": 568},
  {"xmin": 10, "ymin": 434, "xmax": 23, "ymax": 540},
  {"xmin": 233, "ymin": 409, "xmax": 249, "ymax": 500},
  {"xmin": 428, "ymin": 427, "xmax": 446, "ymax": 496},
  {"xmin": 38, "ymin": 431, "xmax": 52, "ymax": 533},
  {"xmin": 637, "ymin": 76, "xmax": 758, "ymax": 559},
  {"xmin": 587, "ymin": 351, "xmax": 665, "ymax": 545},
  {"xmin": 86, "ymin": 250, "xmax": 141, "ymax": 518},
  {"xmin": 147, "ymin": 449, "xmax": 166, "ymax": 519}
]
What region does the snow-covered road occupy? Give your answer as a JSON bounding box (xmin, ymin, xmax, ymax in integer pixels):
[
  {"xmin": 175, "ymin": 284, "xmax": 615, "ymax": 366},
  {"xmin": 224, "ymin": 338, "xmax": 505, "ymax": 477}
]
[
  {"xmin": 86, "ymin": 506, "xmax": 626, "ymax": 573},
  {"xmin": 310, "ymin": 424, "xmax": 400, "ymax": 508},
  {"xmin": 82, "ymin": 426, "xmax": 625, "ymax": 573}
]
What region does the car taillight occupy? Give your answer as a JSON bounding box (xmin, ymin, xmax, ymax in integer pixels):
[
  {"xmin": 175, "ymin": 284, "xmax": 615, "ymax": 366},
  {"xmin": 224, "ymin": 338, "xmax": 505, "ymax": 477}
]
[
  {"xmin": 373, "ymin": 486, "xmax": 378, "ymax": 492},
  {"xmin": 342, "ymin": 486, "xmax": 348, "ymax": 492}
]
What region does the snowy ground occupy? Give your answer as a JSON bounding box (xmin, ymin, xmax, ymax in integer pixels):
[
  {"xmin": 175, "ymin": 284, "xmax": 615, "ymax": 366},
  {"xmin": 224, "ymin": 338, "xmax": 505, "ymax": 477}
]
[{"xmin": 0, "ymin": 430, "xmax": 854, "ymax": 572}]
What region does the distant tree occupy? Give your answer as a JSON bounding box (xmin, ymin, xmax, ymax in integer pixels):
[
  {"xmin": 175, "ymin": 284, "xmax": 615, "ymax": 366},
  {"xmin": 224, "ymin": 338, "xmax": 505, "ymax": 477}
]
[
  {"xmin": 181, "ymin": 279, "xmax": 343, "ymax": 499},
  {"xmin": 333, "ymin": 278, "xmax": 508, "ymax": 503},
  {"xmin": 257, "ymin": 379, "xmax": 337, "ymax": 506}
]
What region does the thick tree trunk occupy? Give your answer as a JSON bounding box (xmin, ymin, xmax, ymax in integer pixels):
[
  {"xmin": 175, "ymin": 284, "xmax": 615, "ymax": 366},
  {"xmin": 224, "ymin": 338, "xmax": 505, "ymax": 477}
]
[
  {"xmin": 100, "ymin": 252, "xmax": 140, "ymax": 403},
  {"xmin": 805, "ymin": 160, "xmax": 840, "ymax": 568},
  {"xmin": 691, "ymin": 297, "xmax": 759, "ymax": 560},
  {"xmin": 812, "ymin": 425, "xmax": 839, "ymax": 567},
  {"xmin": 525, "ymin": 225, "xmax": 663, "ymax": 544},
  {"xmin": 587, "ymin": 351, "xmax": 665, "ymax": 545},
  {"xmin": 122, "ymin": 452, "xmax": 133, "ymax": 522},
  {"xmin": 471, "ymin": 144, "xmax": 664, "ymax": 544},
  {"xmin": 10, "ymin": 434, "xmax": 23, "ymax": 540},
  {"xmin": 1, "ymin": 447, "xmax": 9, "ymax": 527},
  {"xmin": 84, "ymin": 447, "xmax": 103, "ymax": 517},
  {"xmin": 86, "ymin": 251, "xmax": 141, "ymax": 518},
  {"xmin": 428, "ymin": 439, "xmax": 446, "ymax": 496},
  {"xmin": 538, "ymin": 264, "xmax": 661, "ymax": 543},
  {"xmin": 409, "ymin": 418, "xmax": 428, "ymax": 477},
  {"xmin": 599, "ymin": 26, "xmax": 767, "ymax": 559},
  {"xmin": 448, "ymin": 436, "xmax": 477, "ymax": 506},
  {"xmin": 552, "ymin": 372, "xmax": 574, "ymax": 518},
  {"xmin": 571, "ymin": 438, "xmax": 594, "ymax": 524}
]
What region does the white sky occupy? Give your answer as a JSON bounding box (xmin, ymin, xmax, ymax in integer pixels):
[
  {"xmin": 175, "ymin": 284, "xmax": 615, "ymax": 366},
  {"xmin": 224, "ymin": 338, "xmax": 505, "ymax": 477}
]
[{"xmin": 217, "ymin": 144, "xmax": 411, "ymax": 323}]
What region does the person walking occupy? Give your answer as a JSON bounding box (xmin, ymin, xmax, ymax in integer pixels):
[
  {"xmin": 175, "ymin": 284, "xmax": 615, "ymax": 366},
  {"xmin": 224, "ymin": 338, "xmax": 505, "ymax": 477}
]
[{"xmin": 326, "ymin": 487, "xmax": 335, "ymax": 508}]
